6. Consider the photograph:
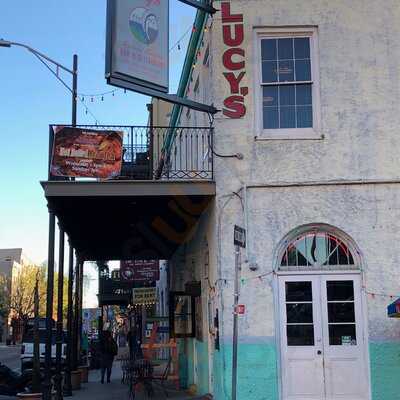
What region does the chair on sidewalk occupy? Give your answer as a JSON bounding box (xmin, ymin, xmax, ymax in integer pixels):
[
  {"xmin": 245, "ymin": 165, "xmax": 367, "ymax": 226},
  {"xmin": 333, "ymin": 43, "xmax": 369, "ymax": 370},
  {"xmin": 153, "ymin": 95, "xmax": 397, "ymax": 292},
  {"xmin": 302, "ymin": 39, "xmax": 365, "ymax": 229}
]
[
  {"xmin": 151, "ymin": 356, "xmax": 172, "ymax": 398},
  {"xmin": 127, "ymin": 358, "xmax": 154, "ymax": 400}
]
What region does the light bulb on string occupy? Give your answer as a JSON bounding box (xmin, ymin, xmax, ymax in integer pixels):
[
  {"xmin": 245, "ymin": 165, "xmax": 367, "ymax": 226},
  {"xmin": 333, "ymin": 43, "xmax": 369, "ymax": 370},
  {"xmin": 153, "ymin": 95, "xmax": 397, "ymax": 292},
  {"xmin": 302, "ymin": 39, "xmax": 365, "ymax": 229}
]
[
  {"xmin": 91, "ymin": 97, "xmax": 94, "ymax": 102},
  {"xmin": 178, "ymin": 43, "xmax": 181, "ymax": 50},
  {"xmin": 101, "ymin": 96, "xmax": 104, "ymax": 101},
  {"xmin": 124, "ymin": 89, "xmax": 127, "ymax": 94}
]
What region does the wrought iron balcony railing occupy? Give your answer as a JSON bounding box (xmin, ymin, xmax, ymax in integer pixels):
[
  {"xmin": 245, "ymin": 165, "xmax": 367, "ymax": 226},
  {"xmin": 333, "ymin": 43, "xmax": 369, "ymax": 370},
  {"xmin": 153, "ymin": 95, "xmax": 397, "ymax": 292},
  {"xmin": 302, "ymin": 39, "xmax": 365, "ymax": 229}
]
[{"xmin": 48, "ymin": 124, "xmax": 213, "ymax": 181}]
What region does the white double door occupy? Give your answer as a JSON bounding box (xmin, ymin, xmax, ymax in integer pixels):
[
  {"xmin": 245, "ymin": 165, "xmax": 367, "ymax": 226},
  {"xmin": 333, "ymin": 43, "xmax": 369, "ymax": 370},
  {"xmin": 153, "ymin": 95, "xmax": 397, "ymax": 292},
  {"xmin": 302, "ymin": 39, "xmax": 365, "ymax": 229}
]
[{"xmin": 279, "ymin": 274, "xmax": 369, "ymax": 400}]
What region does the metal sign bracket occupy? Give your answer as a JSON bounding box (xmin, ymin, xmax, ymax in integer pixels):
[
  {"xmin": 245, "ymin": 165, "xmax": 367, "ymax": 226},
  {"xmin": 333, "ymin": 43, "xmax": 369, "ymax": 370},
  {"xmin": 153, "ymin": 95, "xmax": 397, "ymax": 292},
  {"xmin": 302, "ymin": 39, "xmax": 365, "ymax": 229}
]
[
  {"xmin": 107, "ymin": 75, "xmax": 220, "ymax": 115},
  {"xmin": 178, "ymin": 0, "xmax": 218, "ymax": 14}
]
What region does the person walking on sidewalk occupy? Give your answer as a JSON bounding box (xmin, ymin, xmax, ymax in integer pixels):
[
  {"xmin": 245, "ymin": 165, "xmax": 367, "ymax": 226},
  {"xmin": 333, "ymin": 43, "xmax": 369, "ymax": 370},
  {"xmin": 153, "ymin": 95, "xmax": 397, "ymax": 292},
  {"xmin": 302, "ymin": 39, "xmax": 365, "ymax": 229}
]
[{"xmin": 99, "ymin": 330, "xmax": 118, "ymax": 384}]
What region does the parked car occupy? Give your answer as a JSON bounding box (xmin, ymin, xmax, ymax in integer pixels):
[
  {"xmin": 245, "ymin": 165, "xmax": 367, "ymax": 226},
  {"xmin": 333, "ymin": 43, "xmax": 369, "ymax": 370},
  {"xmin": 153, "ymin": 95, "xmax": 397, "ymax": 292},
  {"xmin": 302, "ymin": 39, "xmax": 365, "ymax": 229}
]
[{"xmin": 20, "ymin": 329, "xmax": 67, "ymax": 372}]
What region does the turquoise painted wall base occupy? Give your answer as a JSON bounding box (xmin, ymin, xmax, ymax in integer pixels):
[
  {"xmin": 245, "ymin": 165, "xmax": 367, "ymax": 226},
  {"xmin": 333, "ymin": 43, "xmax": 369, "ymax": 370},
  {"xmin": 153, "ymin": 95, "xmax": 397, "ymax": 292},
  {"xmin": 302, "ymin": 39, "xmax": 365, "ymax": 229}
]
[
  {"xmin": 370, "ymin": 342, "xmax": 400, "ymax": 400},
  {"xmin": 213, "ymin": 343, "xmax": 279, "ymax": 400}
]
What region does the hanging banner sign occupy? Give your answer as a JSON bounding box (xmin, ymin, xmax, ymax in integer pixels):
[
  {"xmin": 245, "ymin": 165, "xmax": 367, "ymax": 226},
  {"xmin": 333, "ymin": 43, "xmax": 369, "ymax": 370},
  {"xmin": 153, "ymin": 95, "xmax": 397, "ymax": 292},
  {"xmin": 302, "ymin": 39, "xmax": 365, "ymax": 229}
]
[
  {"xmin": 133, "ymin": 287, "xmax": 157, "ymax": 304},
  {"xmin": 50, "ymin": 126, "xmax": 123, "ymax": 179},
  {"xmin": 120, "ymin": 260, "xmax": 160, "ymax": 281},
  {"xmin": 105, "ymin": 0, "xmax": 169, "ymax": 94}
]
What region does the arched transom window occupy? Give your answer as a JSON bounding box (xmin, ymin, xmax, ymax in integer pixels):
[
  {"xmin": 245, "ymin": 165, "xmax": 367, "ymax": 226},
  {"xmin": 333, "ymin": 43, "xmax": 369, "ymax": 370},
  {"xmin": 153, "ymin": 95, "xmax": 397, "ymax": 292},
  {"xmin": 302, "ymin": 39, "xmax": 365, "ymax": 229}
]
[{"xmin": 280, "ymin": 229, "xmax": 358, "ymax": 271}]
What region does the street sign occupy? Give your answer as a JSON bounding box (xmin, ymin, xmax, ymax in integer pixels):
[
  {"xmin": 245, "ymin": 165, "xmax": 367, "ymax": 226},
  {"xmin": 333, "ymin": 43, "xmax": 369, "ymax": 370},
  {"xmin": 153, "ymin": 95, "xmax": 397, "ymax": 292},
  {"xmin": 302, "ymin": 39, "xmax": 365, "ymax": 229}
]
[
  {"xmin": 235, "ymin": 304, "xmax": 245, "ymax": 315},
  {"xmin": 234, "ymin": 225, "xmax": 246, "ymax": 248}
]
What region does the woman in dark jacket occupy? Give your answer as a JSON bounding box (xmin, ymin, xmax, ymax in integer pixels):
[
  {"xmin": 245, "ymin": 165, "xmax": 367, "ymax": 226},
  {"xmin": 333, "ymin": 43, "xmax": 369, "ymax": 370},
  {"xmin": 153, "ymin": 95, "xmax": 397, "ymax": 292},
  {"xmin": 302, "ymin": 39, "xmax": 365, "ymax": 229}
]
[{"xmin": 99, "ymin": 330, "xmax": 118, "ymax": 384}]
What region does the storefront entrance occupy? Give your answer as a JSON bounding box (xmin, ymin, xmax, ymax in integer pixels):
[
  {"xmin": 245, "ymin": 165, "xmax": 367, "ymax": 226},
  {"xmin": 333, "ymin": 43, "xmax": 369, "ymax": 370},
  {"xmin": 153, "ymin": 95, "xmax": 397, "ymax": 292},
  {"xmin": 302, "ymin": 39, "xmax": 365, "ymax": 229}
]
[
  {"xmin": 276, "ymin": 227, "xmax": 370, "ymax": 400},
  {"xmin": 278, "ymin": 274, "xmax": 369, "ymax": 400}
]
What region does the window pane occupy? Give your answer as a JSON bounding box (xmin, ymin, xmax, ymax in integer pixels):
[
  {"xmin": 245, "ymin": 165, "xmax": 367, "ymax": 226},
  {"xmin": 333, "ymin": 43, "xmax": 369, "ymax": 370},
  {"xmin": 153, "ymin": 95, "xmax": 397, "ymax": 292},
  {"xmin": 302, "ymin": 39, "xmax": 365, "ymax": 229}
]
[
  {"xmin": 279, "ymin": 85, "xmax": 295, "ymax": 106},
  {"xmin": 278, "ymin": 38, "xmax": 293, "ymax": 60},
  {"xmin": 263, "ymin": 107, "xmax": 279, "ymax": 129},
  {"xmin": 278, "ymin": 60, "xmax": 294, "ymax": 82},
  {"xmin": 174, "ymin": 314, "xmax": 193, "ymax": 335},
  {"xmin": 286, "ymin": 282, "xmax": 312, "ymax": 302},
  {"xmin": 329, "ymin": 324, "xmax": 357, "ymax": 346},
  {"xmin": 261, "ymin": 39, "xmax": 277, "ymax": 61},
  {"xmin": 287, "ymin": 325, "xmax": 314, "ymax": 346},
  {"xmin": 296, "ymin": 84, "xmax": 312, "ymax": 105},
  {"xmin": 174, "ymin": 295, "xmax": 192, "ymax": 313},
  {"xmin": 327, "ymin": 281, "xmax": 354, "ymax": 301},
  {"xmin": 295, "ymin": 59, "xmax": 311, "ymax": 81},
  {"xmin": 286, "ymin": 303, "xmax": 313, "ymax": 323},
  {"xmin": 263, "ymin": 86, "xmax": 278, "ymax": 107},
  {"xmin": 297, "ymin": 106, "xmax": 313, "ymax": 128},
  {"xmin": 280, "ymin": 106, "xmax": 296, "ymax": 128},
  {"xmin": 262, "ymin": 61, "xmax": 278, "ymax": 83},
  {"xmin": 294, "ymin": 37, "xmax": 310, "ymax": 59},
  {"xmin": 328, "ymin": 303, "xmax": 355, "ymax": 323}
]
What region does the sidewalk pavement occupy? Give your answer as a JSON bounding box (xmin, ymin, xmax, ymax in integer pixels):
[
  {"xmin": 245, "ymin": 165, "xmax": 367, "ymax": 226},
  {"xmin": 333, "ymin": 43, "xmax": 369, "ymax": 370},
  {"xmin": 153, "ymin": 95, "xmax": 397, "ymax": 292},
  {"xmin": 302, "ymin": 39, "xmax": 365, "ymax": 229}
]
[{"xmin": 71, "ymin": 361, "xmax": 208, "ymax": 400}]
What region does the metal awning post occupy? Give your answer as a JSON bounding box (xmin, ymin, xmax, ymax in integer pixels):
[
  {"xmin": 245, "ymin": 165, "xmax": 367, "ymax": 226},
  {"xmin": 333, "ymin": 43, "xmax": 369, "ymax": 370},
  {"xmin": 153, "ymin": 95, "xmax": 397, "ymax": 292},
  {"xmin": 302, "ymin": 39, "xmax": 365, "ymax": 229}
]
[
  {"xmin": 63, "ymin": 243, "xmax": 74, "ymax": 396},
  {"xmin": 55, "ymin": 227, "xmax": 65, "ymax": 400},
  {"xmin": 72, "ymin": 257, "xmax": 79, "ymax": 371},
  {"xmin": 44, "ymin": 210, "xmax": 56, "ymax": 400},
  {"xmin": 78, "ymin": 260, "xmax": 84, "ymax": 366}
]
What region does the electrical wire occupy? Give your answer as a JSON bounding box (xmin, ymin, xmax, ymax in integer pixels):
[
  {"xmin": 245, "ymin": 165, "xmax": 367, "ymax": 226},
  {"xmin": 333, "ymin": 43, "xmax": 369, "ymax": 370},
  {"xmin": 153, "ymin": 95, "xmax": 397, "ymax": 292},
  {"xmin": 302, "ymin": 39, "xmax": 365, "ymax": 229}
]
[
  {"xmin": 31, "ymin": 51, "xmax": 100, "ymax": 124},
  {"xmin": 77, "ymin": 24, "xmax": 194, "ymax": 99},
  {"xmin": 207, "ymin": 112, "xmax": 242, "ymax": 158}
]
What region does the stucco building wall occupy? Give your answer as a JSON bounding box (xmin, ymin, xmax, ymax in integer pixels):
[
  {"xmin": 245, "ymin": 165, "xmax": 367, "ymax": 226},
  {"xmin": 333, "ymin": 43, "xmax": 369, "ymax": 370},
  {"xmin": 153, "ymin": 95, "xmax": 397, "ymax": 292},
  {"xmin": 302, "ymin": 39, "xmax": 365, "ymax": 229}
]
[{"xmin": 170, "ymin": 1, "xmax": 400, "ymax": 398}]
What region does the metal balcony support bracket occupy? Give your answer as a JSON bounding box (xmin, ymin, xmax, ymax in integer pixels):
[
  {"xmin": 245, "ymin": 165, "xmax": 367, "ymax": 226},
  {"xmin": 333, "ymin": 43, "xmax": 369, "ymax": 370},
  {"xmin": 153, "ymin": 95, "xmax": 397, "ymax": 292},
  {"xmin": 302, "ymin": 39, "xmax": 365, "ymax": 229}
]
[
  {"xmin": 107, "ymin": 76, "xmax": 219, "ymax": 115},
  {"xmin": 178, "ymin": 0, "xmax": 218, "ymax": 14}
]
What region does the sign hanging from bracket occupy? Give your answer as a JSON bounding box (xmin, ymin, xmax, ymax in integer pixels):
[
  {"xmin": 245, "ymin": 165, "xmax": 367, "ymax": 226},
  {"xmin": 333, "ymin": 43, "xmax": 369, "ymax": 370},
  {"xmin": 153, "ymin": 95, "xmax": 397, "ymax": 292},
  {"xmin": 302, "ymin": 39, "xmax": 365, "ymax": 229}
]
[{"xmin": 105, "ymin": 0, "xmax": 219, "ymax": 114}]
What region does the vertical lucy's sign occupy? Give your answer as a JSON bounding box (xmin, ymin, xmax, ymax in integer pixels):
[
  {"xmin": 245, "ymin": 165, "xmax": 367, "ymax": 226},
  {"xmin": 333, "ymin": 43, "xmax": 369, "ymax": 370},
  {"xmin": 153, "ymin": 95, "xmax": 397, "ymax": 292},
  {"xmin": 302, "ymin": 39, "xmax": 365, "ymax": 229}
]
[{"xmin": 221, "ymin": 2, "xmax": 248, "ymax": 118}]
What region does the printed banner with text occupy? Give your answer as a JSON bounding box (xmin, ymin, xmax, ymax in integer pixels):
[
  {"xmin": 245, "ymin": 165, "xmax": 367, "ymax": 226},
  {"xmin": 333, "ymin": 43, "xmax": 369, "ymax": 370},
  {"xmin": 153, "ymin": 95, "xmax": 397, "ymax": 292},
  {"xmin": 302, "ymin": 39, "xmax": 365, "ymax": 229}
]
[{"xmin": 50, "ymin": 126, "xmax": 123, "ymax": 179}]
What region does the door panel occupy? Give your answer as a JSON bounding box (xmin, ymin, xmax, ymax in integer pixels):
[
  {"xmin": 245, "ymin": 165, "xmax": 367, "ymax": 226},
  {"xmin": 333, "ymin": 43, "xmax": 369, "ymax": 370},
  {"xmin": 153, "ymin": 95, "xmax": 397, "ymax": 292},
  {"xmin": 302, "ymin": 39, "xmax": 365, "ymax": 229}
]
[
  {"xmin": 279, "ymin": 276, "xmax": 325, "ymax": 400},
  {"xmin": 279, "ymin": 274, "xmax": 369, "ymax": 400},
  {"xmin": 320, "ymin": 276, "xmax": 368, "ymax": 400}
]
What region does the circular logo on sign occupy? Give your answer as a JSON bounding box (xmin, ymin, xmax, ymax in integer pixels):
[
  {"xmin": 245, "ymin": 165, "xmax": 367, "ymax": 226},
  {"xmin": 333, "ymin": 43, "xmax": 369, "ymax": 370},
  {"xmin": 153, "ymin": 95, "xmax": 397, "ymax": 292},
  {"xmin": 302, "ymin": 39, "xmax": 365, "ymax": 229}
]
[{"xmin": 129, "ymin": 7, "xmax": 159, "ymax": 45}]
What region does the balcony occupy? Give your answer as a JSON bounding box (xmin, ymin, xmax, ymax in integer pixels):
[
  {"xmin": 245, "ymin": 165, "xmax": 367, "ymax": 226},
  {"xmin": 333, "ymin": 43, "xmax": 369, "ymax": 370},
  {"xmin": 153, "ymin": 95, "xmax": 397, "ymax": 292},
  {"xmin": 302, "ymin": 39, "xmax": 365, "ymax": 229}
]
[{"xmin": 41, "ymin": 125, "xmax": 215, "ymax": 261}]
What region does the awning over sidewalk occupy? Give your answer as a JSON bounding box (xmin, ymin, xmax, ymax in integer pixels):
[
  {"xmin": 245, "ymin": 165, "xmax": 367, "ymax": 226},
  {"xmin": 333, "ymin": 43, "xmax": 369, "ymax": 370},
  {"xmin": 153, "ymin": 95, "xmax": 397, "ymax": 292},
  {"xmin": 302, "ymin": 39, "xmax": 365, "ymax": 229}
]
[
  {"xmin": 41, "ymin": 180, "xmax": 215, "ymax": 261},
  {"xmin": 387, "ymin": 297, "xmax": 400, "ymax": 318}
]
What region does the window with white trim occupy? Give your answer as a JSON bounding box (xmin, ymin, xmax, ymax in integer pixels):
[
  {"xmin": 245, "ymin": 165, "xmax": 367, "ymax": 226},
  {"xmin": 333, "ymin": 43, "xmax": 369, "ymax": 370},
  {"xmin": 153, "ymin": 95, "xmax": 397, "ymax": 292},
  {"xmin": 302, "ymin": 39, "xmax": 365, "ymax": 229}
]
[{"xmin": 256, "ymin": 28, "xmax": 320, "ymax": 139}]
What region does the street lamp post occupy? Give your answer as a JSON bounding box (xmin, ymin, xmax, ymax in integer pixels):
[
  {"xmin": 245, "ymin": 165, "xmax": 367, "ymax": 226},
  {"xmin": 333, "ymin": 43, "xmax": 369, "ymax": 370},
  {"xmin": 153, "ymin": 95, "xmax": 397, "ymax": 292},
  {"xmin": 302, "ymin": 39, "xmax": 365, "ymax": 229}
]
[{"xmin": 0, "ymin": 39, "xmax": 78, "ymax": 400}]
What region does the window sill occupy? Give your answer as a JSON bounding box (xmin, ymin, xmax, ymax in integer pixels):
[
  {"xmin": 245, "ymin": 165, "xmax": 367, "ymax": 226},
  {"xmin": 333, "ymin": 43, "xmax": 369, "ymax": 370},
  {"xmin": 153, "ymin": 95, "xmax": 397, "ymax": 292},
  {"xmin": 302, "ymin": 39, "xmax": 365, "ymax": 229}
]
[{"xmin": 255, "ymin": 128, "xmax": 323, "ymax": 141}]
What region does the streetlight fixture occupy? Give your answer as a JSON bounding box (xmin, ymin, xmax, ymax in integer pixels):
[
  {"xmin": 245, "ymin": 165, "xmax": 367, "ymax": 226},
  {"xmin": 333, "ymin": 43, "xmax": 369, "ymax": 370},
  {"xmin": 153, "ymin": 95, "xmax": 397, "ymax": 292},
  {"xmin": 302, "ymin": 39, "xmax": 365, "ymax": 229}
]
[{"xmin": 1, "ymin": 38, "xmax": 78, "ymax": 400}]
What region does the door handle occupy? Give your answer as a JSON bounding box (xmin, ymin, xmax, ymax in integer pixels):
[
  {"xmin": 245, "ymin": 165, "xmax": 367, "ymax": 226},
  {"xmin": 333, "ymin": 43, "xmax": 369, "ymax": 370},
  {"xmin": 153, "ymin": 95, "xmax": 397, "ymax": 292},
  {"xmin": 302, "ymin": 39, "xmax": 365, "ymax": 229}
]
[{"xmin": 317, "ymin": 350, "xmax": 322, "ymax": 355}]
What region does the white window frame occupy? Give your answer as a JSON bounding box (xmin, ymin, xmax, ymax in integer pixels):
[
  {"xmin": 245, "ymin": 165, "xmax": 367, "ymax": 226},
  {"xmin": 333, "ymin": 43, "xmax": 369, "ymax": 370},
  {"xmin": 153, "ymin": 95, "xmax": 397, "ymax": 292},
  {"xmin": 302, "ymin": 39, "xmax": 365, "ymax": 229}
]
[{"xmin": 253, "ymin": 26, "xmax": 322, "ymax": 140}]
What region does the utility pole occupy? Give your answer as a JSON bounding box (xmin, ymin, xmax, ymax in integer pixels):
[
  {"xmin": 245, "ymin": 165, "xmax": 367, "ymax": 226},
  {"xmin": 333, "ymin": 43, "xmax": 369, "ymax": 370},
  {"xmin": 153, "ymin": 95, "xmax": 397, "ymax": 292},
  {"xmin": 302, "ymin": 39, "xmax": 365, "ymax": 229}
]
[
  {"xmin": 232, "ymin": 225, "xmax": 246, "ymax": 400},
  {"xmin": 0, "ymin": 42, "xmax": 79, "ymax": 400}
]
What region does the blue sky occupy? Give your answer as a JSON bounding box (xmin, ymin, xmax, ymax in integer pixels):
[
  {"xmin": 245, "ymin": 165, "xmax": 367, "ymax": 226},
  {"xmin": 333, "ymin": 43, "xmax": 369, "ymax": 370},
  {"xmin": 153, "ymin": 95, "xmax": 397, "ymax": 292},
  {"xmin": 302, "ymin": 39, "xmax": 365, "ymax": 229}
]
[{"xmin": 0, "ymin": 1, "xmax": 195, "ymax": 265}]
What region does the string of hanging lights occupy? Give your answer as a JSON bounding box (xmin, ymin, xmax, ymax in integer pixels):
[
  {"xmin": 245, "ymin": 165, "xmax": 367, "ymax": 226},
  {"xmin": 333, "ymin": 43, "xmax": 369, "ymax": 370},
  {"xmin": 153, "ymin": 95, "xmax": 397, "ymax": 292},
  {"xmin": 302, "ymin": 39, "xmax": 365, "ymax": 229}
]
[{"xmin": 78, "ymin": 23, "xmax": 198, "ymax": 103}]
